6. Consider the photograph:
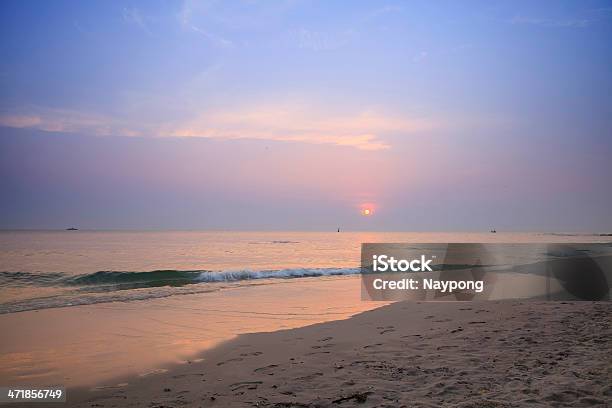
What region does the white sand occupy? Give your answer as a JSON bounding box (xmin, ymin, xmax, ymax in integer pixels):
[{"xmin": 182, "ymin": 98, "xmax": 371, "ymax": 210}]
[{"xmin": 67, "ymin": 300, "xmax": 611, "ymax": 407}]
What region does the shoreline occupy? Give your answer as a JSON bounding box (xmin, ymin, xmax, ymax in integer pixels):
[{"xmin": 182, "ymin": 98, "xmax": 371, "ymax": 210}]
[
  {"xmin": 0, "ymin": 275, "xmax": 386, "ymax": 388},
  {"xmin": 66, "ymin": 300, "xmax": 611, "ymax": 407}
]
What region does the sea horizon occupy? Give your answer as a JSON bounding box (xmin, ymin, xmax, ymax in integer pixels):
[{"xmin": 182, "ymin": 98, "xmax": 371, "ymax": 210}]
[{"xmin": 1, "ymin": 1, "xmax": 610, "ymax": 405}]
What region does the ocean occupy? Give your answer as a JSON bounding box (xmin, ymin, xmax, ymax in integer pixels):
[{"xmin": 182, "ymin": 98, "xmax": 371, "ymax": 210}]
[
  {"xmin": 0, "ymin": 230, "xmax": 609, "ymax": 387},
  {"xmin": 1, "ymin": 230, "xmax": 609, "ymax": 314}
]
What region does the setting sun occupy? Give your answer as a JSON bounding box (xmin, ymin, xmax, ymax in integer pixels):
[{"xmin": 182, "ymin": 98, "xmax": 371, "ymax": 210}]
[{"xmin": 359, "ymin": 203, "xmax": 376, "ymax": 217}]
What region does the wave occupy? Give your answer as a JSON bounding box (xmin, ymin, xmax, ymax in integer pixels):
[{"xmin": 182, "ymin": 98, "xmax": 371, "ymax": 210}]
[
  {"xmin": 1, "ymin": 263, "xmax": 502, "ymax": 290},
  {"xmin": 0, "ymin": 271, "xmax": 65, "ymax": 286},
  {"xmin": 69, "ymin": 267, "xmax": 360, "ymax": 289},
  {"xmin": 0, "ymin": 267, "xmax": 361, "ymax": 290},
  {"xmin": 0, "ymin": 267, "xmax": 360, "ymax": 314},
  {"xmin": 248, "ymin": 240, "xmax": 300, "ymax": 244},
  {"xmin": 196, "ymin": 267, "xmax": 359, "ymax": 282},
  {"xmin": 0, "ymin": 285, "xmax": 222, "ymax": 314},
  {"xmin": 1, "ymin": 267, "xmax": 360, "ymax": 287},
  {"xmin": 67, "ymin": 270, "xmax": 210, "ymax": 287}
]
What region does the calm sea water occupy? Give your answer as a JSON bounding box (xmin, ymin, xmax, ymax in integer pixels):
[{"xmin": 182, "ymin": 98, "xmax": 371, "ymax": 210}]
[
  {"xmin": 0, "ymin": 230, "xmax": 610, "ymax": 387},
  {"xmin": 1, "ymin": 230, "xmax": 608, "ymax": 314}
]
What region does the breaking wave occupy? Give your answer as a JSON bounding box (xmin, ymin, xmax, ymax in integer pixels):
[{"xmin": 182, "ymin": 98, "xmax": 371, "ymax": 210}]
[
  {"xmin": 0, "ymin": 267, "xmax": 361, "ymax": 314},
  {"xmin": 67, "ymin": 267, "xmax": 360, "ymax": 287}
]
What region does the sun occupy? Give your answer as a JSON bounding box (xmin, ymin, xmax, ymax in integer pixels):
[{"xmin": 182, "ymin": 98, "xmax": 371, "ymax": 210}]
[{"xmin": 359, "ymin": 202, "xmax": 376, "ymax": 216}]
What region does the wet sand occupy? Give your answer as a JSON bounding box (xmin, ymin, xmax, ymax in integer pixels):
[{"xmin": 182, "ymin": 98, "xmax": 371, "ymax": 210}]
[
  {"xmin": 67, "ymin": 300, "xmax": 611, "ymax": 407},
  {"xmin": 0, "ymin": 276, "xmax": 386, "ymax": 387}
]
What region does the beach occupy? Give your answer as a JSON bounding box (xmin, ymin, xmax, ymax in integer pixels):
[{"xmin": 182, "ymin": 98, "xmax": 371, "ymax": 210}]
[
  {"xmin": 65, "ymin": 300, "xmax": 611, "ymax": 407},
  {"xmin": 1, "ymin": 231, "xmax": 610, "ymax": 407},
  {"xmin": 0, "ymin": 275, "xmax": 387, "ymax": 388},
  {"xmin": 3, "ymin": 1, "xmax": 612, "ymax": 405}
]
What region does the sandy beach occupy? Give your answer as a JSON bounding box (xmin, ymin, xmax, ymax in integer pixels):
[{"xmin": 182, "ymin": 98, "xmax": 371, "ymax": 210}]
[
  {"xmin": 3, "ymin": 0, "xmax": 612, "ymax": 406},
  {"xmin": 1, "ymin": 233, "xmax": 610, "ymax": 407},
  {"xmin": 66, "ymin": 300, "xmax": 611, "ymax": 408},
  {"xmin": 0, "ymin": 275, "xmax": 385, "ymax": 387}
]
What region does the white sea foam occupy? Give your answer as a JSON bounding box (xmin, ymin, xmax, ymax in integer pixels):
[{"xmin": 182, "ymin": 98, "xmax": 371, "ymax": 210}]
[{"xmin": 195, "ymin": 267, "xmax": 360, "ymax": 282}]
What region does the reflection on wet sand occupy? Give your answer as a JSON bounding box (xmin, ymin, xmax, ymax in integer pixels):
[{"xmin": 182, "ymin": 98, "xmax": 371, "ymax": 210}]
[{"xmin": 0, "ymin": 275, "xmax": 387, "ymax": 387}]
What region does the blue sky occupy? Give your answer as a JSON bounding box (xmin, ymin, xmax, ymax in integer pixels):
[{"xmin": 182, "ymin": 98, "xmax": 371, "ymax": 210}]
[{"xmin": 1, "ymin": 1, "xmax": 611, "ymax": 230}]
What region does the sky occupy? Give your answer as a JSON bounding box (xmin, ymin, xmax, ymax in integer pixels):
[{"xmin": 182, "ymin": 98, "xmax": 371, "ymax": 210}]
[{"xmin": 1, "ymin": 0, "xmax": 611, "ymax": 231}]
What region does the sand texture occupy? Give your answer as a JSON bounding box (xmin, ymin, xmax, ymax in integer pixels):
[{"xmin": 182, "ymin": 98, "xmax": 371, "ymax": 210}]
[{"xmin": 68, "ymin": 301, "xmax": 611, "ymax": 407}]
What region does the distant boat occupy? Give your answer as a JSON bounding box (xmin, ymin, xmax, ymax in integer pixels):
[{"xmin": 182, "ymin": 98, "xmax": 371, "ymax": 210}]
[
  {"xmin": 490, "ymin": 229, "xmax": 496, "ymax": 233},
  {"xmin": 337, "ymin": 227, "xmax": 340, "ymax": 232},
  {"xmin": 66, "ymin": 227, "xmax": 78, "ymax": 231}
]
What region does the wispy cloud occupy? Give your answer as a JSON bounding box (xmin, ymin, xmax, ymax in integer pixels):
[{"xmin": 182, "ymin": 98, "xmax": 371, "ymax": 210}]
[
  {"xmin": 122, "ymin": 7, "xmax": 153, "ymax": 35},
  {"xmin": 510, "ymin": 7, "xmax": 612, "ymax": 29},
  {"xmin": 0, "ymin": 104, "xmax": 438, "ymax": 151},
  {"xmin": 366, "ymin": 4, "xmax": 403, "ymax": 20},
  {"xmin": 510, "ymin": 15, "xmax": 590, "ymax": 28},
  {"xmin": 291, "ymin": 28, "xmax": 354, "ymax": 51},
  {"xmin": 0, "ymin": 108, "xmax": 140, "ymax": 137},
  {"xmin": 169, "ymin": 104, "xmax": 436, "ymax": 150},
  {"xmin": 289, "ymin": 4, "xmax": 403, "ymax": 52},
  {"xmin": 178, "ymin": 0, "xmax": 234, "ymax": 49},
  {"xmin": 0, "ymin": 114, "xmax": 43, "ymax": 128},
  {"xmin": 188, "ymin": 24, "xmax": 234, "ymax": 49},
  {"xmin": 412, "ymin": 50, "xmax": 428, "ymax": 63}
]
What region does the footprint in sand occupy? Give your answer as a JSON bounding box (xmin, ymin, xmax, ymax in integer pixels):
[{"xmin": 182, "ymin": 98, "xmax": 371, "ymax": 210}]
[
  {"xmin": 229, "ymin": 381, "xmax": 262, "ymax": 391},
  {"xmin": 218, "ymin": 351, "xmax": 263, "ymax": 366},
  {"xmin": 305, "ymin": 350, "xmax": 331, "ymax": 356},
  {"xmin": 311, "ymin": 343, "xmax": 334, "ymax": 349},
  {"xmin": 254, "ymin": 364, "xmax": 279, "ymax": 375},
  {"xmin": 295, "ymin": 372, "xmax": 324, "ymax": 381},
  {"xmin": 377, "ymin": 325, "xmax": 395, "ymax": 335},
  {"xmin": 239, "ymin": 351, "xmax": 263, "ymax": 357},
  {"xmin": 217, "ymin": 357, "xmax": 243, "ymax": 366},
  {"xmin": 363, "ymin": 343, "xmax": 383, "ymax": 349}
]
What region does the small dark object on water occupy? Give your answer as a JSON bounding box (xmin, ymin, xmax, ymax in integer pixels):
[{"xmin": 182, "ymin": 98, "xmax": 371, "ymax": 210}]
[
  {"xmin": 490, "ymin": 229, "xmax": 496, "ymax": 233},
  {"xmin": 66, "ymin": 227, "xmax": 78, "ymax": 231}
]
